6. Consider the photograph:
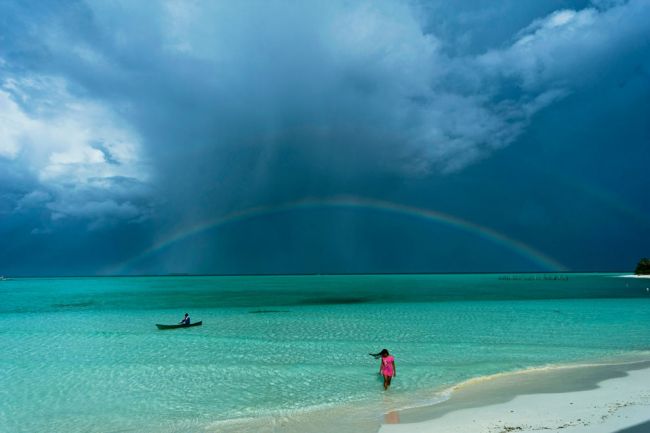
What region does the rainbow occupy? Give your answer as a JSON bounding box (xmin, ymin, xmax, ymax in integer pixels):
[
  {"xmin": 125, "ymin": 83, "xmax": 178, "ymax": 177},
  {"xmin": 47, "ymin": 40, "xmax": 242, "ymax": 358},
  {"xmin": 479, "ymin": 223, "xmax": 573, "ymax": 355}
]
[{"xmin": 110, "ymin": 196, "xmax": 567, "ymax": 274}]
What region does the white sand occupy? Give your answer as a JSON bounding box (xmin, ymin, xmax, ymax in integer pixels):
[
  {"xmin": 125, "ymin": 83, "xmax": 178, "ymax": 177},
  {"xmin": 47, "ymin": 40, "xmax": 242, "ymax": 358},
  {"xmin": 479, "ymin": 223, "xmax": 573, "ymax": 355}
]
[
  {"xmin": 617, "ymin": 274, "xmax": 650, "ymax": 279},
  {"xmin": 379, "ymin": 366, "xmax": 650, "ymax": 433}
]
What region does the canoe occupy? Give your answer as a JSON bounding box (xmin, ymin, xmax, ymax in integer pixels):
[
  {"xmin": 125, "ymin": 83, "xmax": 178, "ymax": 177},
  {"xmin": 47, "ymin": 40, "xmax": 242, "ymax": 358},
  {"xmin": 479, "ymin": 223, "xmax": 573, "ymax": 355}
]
[{"xmin": 155, "ymin": 321, "xmax": 202, "ymax": 330}]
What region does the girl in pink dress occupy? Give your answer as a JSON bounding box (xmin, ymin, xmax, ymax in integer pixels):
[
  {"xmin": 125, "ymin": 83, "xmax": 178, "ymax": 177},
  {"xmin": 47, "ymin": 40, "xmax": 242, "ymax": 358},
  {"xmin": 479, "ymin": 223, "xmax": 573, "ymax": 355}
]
[{"xmin": 371, "ymin": 349, "xmax": 396, "ymax": 390}]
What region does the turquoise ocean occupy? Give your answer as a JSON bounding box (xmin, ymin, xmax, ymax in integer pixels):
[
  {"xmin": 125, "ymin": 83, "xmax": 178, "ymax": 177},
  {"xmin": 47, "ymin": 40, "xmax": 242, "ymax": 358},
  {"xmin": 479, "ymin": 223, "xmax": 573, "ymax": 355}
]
[{"xmin": 1, "ymin": 273, "xmax": 649, "ymax": 432}]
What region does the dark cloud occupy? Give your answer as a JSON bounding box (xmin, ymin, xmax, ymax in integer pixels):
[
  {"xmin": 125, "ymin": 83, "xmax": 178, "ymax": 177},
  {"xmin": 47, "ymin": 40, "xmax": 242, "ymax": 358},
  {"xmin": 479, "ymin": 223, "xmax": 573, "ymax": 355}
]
[{"xmin": 0, "ymin": 0, "xmax": 649, "ymax": 275}]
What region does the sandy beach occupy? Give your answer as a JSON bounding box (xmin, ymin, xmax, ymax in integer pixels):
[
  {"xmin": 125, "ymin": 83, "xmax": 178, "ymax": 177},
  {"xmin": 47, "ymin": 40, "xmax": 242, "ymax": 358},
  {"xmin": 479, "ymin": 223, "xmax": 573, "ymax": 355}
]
[{"xmin": 380, "ymin": 360, "xmax": 650, "ymax": 433}]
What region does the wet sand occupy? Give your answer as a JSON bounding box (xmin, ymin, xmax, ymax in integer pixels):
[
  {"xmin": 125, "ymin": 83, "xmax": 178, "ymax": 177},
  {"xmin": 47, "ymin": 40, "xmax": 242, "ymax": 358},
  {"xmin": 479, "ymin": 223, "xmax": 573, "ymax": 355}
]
[{"xmin": 380, "ymin": 359, "xmax": 650, "ymax": 433}]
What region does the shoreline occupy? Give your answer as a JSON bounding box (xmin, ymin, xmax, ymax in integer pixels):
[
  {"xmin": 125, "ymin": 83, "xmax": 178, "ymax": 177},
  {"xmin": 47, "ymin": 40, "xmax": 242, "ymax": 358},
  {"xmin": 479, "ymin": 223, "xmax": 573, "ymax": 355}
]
[
  {"xmin": 379, "ymin": 356, "xmax": 650, "ymax": 433},
  {"xmin": 205, "ymin": 354, "xmax": 650, "ymax": 433}
]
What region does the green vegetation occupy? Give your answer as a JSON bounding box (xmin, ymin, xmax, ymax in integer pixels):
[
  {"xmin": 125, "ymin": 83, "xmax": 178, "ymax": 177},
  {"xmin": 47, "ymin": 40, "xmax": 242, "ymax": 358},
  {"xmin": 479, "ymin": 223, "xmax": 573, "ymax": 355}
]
[{"xmin": 635, "ymin": 258, "xmax": 650, "ymax": 275}]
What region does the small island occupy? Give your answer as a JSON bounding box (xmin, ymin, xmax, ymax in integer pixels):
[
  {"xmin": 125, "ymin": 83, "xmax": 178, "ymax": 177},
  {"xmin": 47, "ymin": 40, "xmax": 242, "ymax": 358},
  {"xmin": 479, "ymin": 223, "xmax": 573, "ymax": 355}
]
[{"xmin": 635, "ymin": 258, "xmax": 650, "ymax": 275}]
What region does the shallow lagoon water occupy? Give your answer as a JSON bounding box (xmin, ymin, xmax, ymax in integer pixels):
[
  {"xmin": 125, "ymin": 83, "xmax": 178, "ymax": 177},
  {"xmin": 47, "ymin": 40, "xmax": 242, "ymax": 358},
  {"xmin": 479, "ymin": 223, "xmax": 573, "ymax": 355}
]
[{"xmin": 0, "ymin": 274, "xmax": 649, "ymax": 432}]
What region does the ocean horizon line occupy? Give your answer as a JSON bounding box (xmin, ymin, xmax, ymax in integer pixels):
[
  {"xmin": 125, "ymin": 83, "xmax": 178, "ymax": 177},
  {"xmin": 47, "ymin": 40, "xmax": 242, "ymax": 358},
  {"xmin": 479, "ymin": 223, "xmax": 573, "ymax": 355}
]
[{"xmin": 0, "ymin": 270, "xmax": 635, "ymax": 279}]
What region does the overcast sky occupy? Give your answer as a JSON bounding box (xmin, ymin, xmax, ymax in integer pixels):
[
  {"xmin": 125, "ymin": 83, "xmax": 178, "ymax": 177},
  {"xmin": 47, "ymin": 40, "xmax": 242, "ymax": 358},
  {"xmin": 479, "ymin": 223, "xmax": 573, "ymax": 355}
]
[{"xmin": 1, "ymin": 0, "xmax": 649, "ymax": 275}]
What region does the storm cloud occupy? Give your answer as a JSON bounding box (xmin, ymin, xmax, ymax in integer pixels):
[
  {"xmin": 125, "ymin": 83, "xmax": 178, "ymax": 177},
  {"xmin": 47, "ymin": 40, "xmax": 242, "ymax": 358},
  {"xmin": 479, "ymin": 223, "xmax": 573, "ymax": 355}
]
[{"xmin": 1, "ymin": 0, "xmax": 649, "ymax": 275}]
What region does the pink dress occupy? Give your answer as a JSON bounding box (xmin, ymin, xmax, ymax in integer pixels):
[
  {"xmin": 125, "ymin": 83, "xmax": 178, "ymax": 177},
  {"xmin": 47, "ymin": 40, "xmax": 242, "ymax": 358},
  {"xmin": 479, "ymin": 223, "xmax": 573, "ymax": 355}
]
[{"xmin": 381, "ymin": 355, "xmax": 395, "ymax": 377}]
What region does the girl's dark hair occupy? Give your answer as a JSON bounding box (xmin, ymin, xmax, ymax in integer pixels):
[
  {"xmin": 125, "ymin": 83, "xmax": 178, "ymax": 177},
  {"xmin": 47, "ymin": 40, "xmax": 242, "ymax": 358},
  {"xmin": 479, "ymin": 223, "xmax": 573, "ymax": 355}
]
[{"xmin": 369, "ymin": 349, "xmax": 389, "ymax": 359}]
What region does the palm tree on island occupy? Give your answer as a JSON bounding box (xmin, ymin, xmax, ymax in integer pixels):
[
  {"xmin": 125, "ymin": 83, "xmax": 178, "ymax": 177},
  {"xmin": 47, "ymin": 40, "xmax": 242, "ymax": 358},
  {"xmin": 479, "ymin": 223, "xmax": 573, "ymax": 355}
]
[{"xmin": 635, "ymin": 258, "xmax": 650, "ymax": 275}]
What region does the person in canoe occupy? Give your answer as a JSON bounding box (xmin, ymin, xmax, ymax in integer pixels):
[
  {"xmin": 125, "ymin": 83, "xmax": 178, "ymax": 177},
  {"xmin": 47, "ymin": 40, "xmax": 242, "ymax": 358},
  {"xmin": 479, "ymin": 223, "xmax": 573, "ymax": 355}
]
[
  {"xmin": 179, "ymin": 313, "xmax": 191, "ymax": 325},
  {"xmin": 370, "ymin": 349, "xmax": 396, "ymax": 390}
]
